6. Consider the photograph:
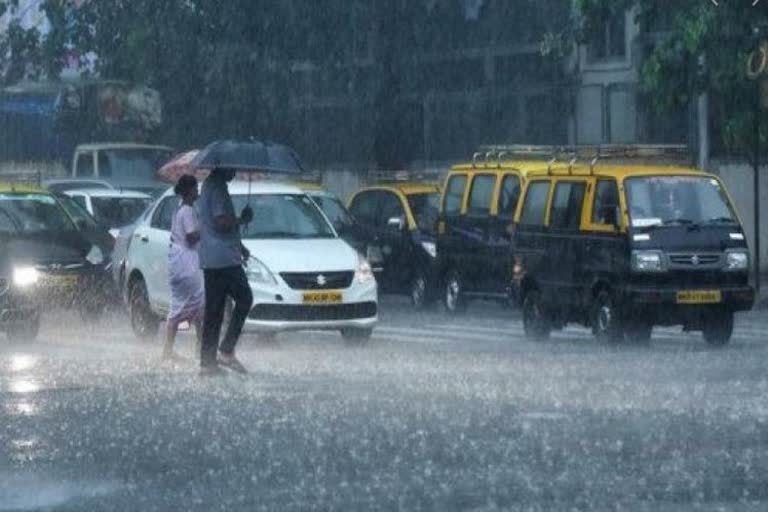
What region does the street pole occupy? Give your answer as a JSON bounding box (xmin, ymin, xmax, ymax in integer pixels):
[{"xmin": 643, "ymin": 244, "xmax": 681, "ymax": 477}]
[{"xmin": 754, "ymin": 80, "xmax": 762, "ymax": 296}]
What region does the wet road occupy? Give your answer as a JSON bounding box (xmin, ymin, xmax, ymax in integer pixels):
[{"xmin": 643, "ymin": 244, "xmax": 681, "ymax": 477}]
[{"xmin": 2, "ymin": 301, "xmax": 768, "ymax": 511}]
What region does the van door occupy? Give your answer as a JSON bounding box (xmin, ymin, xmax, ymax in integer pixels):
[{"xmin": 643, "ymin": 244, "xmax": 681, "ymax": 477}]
[
  {"xmin": 490, "ymin": 173, "xmax": 521, "ymax": 295},
  {"xmin": 464, "ymin": 174, "xmax": 498, "ymax": 292},
  {"xmin": 377, "ymin": 190, "xmax": 412, "ymax": 292},
  {"xmin": 516, "ymin": 180, "xmax": 552, "ymax": 299},
  {"xmin": 348, "ymin": 190, "xmax": 383, "ymax": 272},
  {"xmin": 547, "ymin": 180, "xmax": 587, "ymax": 308},
  {"xmin": 437, "ymin": 174, "xmax": 468, "ymax": 278}
]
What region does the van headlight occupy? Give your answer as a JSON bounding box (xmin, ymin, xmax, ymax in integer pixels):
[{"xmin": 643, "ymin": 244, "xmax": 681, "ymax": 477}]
[
  {"xmin": 246, "ymin": 256, "xmax": 277, "ymax": 286},
  {"xmin": 725, "ymin": 250, "xmax": 749, "ymax": 271},
  {"xmin": 13, "ymin": 266, "xmax": 39, "ymax": 287},
  {"xmin": 356, "ymin": 254, "xmax": 375, "ymax": 283},
  {"xmin": 420, "ymin": 241, "xmax": 437, "ymax": 258},
  {"xmin": 631, "ymin": 250, "xmax": 664, "ymax": 273}
]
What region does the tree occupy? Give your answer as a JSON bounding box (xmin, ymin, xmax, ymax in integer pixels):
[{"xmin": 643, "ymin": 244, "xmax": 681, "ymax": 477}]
[{"xmin": 579, "ymin": 0, "xmax": 768, "ymax": 155}]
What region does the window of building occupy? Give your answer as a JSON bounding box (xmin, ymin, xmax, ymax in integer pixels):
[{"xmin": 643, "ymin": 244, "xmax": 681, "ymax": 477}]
[{"xmin": 587, "ymin": 11, "xmax": 626, "ymax": 62}]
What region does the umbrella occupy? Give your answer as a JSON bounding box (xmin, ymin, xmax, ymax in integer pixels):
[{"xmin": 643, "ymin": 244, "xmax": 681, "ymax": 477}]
[
  {"xmin": 189, "ymin": 140, "xmax": 305, "ymax": 174},
  {"xmin": 157, "ymin": 150, "xmax": 209, "ymax": 183}
]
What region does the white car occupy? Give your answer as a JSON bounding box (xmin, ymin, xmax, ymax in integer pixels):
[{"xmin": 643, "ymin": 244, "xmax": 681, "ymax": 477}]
[
  {"xmin": 124, "ymin": 181, "xmax": 378, "ymax": 342},
  {"xmin": 63, "ymin": 188, "xmax": 153, "ymax": 238}
]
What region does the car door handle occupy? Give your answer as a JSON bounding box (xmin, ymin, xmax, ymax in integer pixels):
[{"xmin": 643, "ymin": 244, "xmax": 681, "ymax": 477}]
[{"xmin": 137, "ymin": 234, "xmax": 149, "ymax": 243}]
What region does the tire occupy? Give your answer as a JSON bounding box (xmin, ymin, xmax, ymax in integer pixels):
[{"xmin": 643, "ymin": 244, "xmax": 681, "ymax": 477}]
[
  {"xmin": 341, "ymin": 328, "xmax": 373, "ymax": 344},
  {"xmin": 623, "ymin": 320, "xmax": 652, "ymax": 344},
  {"xmin": 703, "ymin": 310, "xmax": 734, "ymax": 347},
  {"xmin": 591, "ymin": 290, "xmax": 623, "ymax": 343},
  {"xmin": 129, "ymin": 278, "xmax": 160, "ymax": 341},
  {"xmin": 410, "ymin": 273, "xmax": 429, "ymax": 310},
  {"xmin": 522, "ymin": 289, "xmax": 550, "ymax": 341},
  {"xmin": 443, "ymin": 270, "xmax": 467, "ymax": 315},
  {"xmin": 6, "ymin": 312, "xmax": 41, "ymax": 342}
]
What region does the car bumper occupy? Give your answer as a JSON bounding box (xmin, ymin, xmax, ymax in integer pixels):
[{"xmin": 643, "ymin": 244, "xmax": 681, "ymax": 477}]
[
  {"xmin": 244, "ymin": 279, "xmax": 378, "ymax": 333},
  {"xmin": 622, "ymin": 285, "xmax": 755, "ymax": 325}
]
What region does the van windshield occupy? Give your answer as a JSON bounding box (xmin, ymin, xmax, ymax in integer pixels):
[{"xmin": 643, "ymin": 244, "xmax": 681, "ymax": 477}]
[
  {"xmin": 98, "ymin": 148, "xmax": 174, "ymax": 181},
  {"xmin": 625, "ymin": 176, "xmax": 738, "ymax": 229},
  {"xmin": 233, "ymin": 194, "xmax": 336, "ymax": 239}
]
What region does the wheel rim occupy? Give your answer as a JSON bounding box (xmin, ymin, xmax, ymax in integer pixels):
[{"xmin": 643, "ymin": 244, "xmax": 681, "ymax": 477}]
[
  {"xmin": 130, "ymin": 284, "xmax": 150, "ymax": 335},
  {"xmin": 446, "ymin": 276, "xmax": 460, "ymax": 310},
  {"xmin": 412, "ymin": 276, "xmax": 426, "ymax": 307},
  {"xmin": 597, "ymin": 303, "xmax": 612, "ymax": 333}
]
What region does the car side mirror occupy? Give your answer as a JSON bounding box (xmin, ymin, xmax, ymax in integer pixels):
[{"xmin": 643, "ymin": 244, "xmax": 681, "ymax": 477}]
[{"xmin": 386, "ymin": 216, "xmax": 405, "ymax": 232}]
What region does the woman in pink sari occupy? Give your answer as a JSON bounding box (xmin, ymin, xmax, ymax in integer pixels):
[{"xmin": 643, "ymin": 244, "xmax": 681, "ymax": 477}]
[{"xmin": 162, "ymin": 175, "xmax": 205, "ymax": 360}]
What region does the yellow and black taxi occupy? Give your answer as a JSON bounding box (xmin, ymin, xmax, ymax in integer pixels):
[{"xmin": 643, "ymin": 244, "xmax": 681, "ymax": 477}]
[
  {"xmin": 513, "ymin": 158, "xmax": 754, "ymax": 346},
  {"xmin": 435, "ymin": 155, "xmax": 556, "ymax": 313},
  {"xmin": 348, "ymin": 176, "xmax": 440, "ymax": 308},
  {"xmin": 0, "ymin": 182, "xmax": 113, "ymax": 339}
]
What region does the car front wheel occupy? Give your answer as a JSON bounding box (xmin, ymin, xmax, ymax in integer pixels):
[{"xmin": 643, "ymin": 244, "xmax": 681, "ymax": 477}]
[
  {"xmin": 443, "ymin": 270, "xmax": 466, "ymax": 315},
  {"xmin": 703, "ymin": 310, "xmax": 734, "ymax": 347},
  {"xmin": 129, "ymin": 278, "xmax": 160, "ymax": 341},
  {"xmin": 592, "ymin": 290, "xmax": 623, "ymax": 343}
]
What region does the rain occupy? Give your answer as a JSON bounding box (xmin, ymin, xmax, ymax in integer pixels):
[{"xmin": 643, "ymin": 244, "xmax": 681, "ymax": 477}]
[{"xmin": 1, "ymin": 1, "xmax": 768, "ymax": 511}]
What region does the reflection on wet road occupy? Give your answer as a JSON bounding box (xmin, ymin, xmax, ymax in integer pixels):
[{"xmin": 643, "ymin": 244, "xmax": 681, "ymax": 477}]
[{"xmin": 1, "ymin": 301, "xmax": 767, "ymax": 511}]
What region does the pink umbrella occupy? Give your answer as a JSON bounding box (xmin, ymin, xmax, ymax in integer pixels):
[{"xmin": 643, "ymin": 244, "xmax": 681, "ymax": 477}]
[{"xmin": 157, "ymin": 149, "xmax": 271, "ymax": 183}]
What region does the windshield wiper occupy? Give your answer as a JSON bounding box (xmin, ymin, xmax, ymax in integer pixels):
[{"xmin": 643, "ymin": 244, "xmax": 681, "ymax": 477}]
[{"xmin": 699, "ymin": 217, "xmax": 737, "ymax": 225}]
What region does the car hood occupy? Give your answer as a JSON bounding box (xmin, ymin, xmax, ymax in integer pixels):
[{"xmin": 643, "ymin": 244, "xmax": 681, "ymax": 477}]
[
  {"xmin": 1, "ymin": 232, "xmax": 90, "ymax": 267},
  {"xmin": 243, "ymin": 238, "xmax": 358, "ymax": 272}
]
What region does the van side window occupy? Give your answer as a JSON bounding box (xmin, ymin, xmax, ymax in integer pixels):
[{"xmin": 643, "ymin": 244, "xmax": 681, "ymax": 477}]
[
  {"xmin": 592, "ymin": 179, "xmax": 620, "ymax": 225},
  {"xmin": 150, "ymin": 197, "xmax": 176, "ymax": 231},
  {"xmin": 443, "ymin": 175, "xmax": 467, "ymax": 215},
  {"xmin": 498, "ymin": 174, "xmax": 521, "ymax": 218},
  {"xmin": 550, "ymin": 182, "xmax": 586, "ymax": 230},
  {"xmin": 467, "ymin": 175, "xmax": 496, "ymax": 215},
  {"xmin": 519, "ymin": 181, "xmax": 551, "ymax": 226},
  {"xmin": 75, "ymin": 153, "xmax": 94, "ymax": 177},
  {"xmin": 349, "ymin": 191, "xmax": 378, "ymax": 226}
]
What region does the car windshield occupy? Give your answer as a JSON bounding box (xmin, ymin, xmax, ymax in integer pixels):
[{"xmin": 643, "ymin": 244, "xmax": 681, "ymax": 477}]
[
  {"xmin": 311, "ymin": 194, "xmax": 354, "ymax": 228},
  {"xmin": 233, "ymin": 193, "xmax": 336, "ymax": 239},
  {"xmin": 91, "ymin": 196, "xmax": 152, "ymax": 228},
  {"xmin": 0, "ymin": 193, "xmax": 75, "ymax": 234},
  {"xmin": 407, "ymin": 192, "xmax": 440, "ymax": 233},
  {"xmin": 99, "ymin": 148, "xmax": 174, "ymax": 181},
  {"xmin": 56, "ymin": 194, "xmax": 100, "ymax": 230},
  {"xmin": 625, "ymin": 176, "xmax": 738, "ymax": 228}
]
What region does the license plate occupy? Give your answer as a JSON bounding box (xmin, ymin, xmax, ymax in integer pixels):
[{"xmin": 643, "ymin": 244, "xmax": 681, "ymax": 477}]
[
  {"xmin": 47, "ymin": 274, "xmax": 79, "ymax": 288},
  {"xmin": 302, "ymin": 291, "xmax": 342, "ymax": 304},
  {"xmin": 676, "ymin": 290, "xmax": 722, "ymax": 304}
]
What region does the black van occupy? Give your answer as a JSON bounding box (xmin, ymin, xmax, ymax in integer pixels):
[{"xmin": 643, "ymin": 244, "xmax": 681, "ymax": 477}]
[{"xmin": 513, "ymin": 164, "xmax": 754, "ymax": 346}]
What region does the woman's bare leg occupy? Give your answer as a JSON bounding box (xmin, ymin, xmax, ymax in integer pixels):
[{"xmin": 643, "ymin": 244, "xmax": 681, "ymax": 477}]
[{"xmin": 162, "ymin": 320, "xmax": 179, "ymax": 360}]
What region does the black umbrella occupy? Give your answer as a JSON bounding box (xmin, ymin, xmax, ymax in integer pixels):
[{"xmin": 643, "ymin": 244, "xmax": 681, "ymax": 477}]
[{"xmin": 189, "ymin": 140, "xmax": 305, "ymax": 174}]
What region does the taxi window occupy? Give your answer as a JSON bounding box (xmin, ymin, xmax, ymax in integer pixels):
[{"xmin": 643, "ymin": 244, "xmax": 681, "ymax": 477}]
[
  {"xmin": 592, "ymin": 179, "xmax": 620, "ymax": 225},
  {"xmin": 467, "ymin": 175, "xmax": 496, "ymax": 215},
  {"xmin": 519, "ymin": 181, "xmax": 551, "ymax": 226},
  {"xmin": 151, "ymin": 196, "xmax": 177, "ymax": 231},
  {"xmin": 497, "ymin": 174, "xmax": 521, "ymax": 218},
  {"xmin": 349, "ymin": 191, "xmax": 378, "ymax": 226},
  {"xmin": 443, "ymin": 175, "xmax": 467, "ymax": 215},
  {"xmin": 379, "ymin": 192, "xmax": 405, "ymax": 225},
  {"xmin": 550, "ymin": 182, "xmax": 586, "ymax": 230}
]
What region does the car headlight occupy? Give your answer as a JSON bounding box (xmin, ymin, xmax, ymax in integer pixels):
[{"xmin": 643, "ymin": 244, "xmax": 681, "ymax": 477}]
[
  {"xmin": 13, "ymin": 266, "xmax": 39, "ymax": 287},
  {"xmin": 631, "ymin": 250, "xmax": 664, "ymax": 273},
  {"xmin": 245, "ymin": 256, "xmax": 277, "ymax": 285},
  {"xmin": 420, "ymin": 241, "xmax": 437, "ymax": 258},
  {"xmin": 85, "ymin": 246, "xmax": 104, "ymax": 265},
  {"xmin": 725, "ymin": 250, "xmax": 749, "ymax": 271},
  {"xmin": 356, "ymin": 254, "xmax": 375, "ymax": 283}
]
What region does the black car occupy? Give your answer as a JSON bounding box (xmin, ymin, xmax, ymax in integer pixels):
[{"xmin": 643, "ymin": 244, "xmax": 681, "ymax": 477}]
[
  {"xmin": 0, "ymin": 184, "xmax": 114, "ymax": 340},
  {"xmin": 348, "ymin": 182, "xmax": 440, "ymax": 308}
]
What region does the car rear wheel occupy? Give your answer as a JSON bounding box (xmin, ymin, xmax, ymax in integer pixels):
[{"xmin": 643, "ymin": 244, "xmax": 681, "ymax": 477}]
[
  {"xmin": 410, "ymin": 273, "xmax": 429, "ymax": 310},
  {"xmin": 522, "ymin": 290, "xmax": 550, "ymax": 341},
  {"xmin": 703, "ymin": 310, "xmax": 734, "ymax": 347},
  {"xmin": 129, "ymin": 278, "xmax": 160, "ymax": 341},
  {"xmin": 6, "ymin": 312, "xmax": 40, "ymax": 342},
  {"xmin": 341, "ymin": 328, "xmax": 372, "ymax": 344},
  {"xmin": 592, "ymin": 290, "xmax": 623, "ymax": 343},
  {"xmin": 443, "ymin": 270, "xmax": 466, "ymax": 315}
]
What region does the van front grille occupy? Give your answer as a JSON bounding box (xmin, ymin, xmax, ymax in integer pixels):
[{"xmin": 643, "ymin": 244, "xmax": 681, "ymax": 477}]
[{"xmin": 668, "ymin": 253, "xmax": 721, "ymax": 267}]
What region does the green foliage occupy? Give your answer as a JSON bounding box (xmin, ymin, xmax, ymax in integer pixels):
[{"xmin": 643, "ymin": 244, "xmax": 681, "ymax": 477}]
[{"xmin": 579, "ymin": 0, "xmax": 768, "ymax": 155}]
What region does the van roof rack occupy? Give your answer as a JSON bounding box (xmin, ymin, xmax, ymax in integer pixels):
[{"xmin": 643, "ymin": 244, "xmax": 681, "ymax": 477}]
[
  {"xmin": 368, "ymin": 169, "xmax": 442, "ymax": 184},
  {"xmin": 477, "ymin": 144, "xmax": 691, "ymax": 173}
]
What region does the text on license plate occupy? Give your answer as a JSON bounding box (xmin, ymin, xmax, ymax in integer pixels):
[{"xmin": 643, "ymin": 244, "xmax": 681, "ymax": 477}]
[
  {"xmin": 676, "ymin": 290, "xmax": 722, "ymax": 304},
  {"xmin": 302, "ymin": 291, "xmax": 342, "ymax": 304},
  {"xmin": 46, "ymin": 275, "xmax": 79, "ymax": 288}
]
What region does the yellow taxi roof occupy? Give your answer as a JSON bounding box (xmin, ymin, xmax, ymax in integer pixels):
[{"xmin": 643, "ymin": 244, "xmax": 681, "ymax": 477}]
[
  {"xmin": 0, "ymin": 182, "xmax": 48, "ymax": 194},
  {"xmin": 525, "ymin": 164, "xmax": 710, "ymax": 180},
  {"xmin": 371, "ymin": 182, "xmax": 440, "ymax": 195}
]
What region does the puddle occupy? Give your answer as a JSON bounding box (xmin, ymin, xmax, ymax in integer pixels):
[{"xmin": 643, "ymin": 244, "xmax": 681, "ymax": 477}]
[{"xmin": 0, "ymin": 474, "xmax": 122, "ymax": 511}]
